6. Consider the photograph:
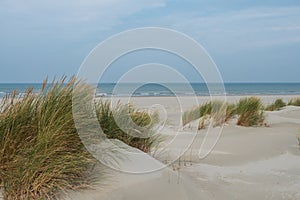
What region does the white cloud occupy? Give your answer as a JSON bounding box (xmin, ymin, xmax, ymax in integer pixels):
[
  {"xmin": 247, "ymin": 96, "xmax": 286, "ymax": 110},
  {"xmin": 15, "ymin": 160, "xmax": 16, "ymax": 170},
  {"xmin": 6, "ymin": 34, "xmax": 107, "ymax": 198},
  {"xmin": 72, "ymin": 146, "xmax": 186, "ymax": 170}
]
[
  {"xmin": 144, "ymin": 6, "xmax": 300, "ymax": 52},
  {"xmin": 0, "ymin": 0, "xmax": 166, "ymax": 39}
]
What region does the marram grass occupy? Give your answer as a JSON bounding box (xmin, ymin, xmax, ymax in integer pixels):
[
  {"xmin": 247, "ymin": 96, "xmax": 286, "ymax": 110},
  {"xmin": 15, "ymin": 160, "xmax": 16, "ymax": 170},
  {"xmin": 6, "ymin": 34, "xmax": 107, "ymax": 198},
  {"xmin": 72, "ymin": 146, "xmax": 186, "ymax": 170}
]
[
  {"xmin": 95, "ymin": 100, "xmax": 160, "ymax": 153},
  {"xmin": 288, "ymin": 98, "xmax": 300, "ymax": 106},
  {"xmin": 0, "ymin": 78, "xmax": 99, "ymax": 199},
  {"xmin": 182, "ymin": 102, "xmax": 213, "ymax": 126},
  {"xmin": 265, "ymin": 99, "xmax": 286, "ymax": 111},
  {"xmin": 182, "ymin": 106, "xmax": 202, "ymax": 126},
  {"xmin": 236, "ymin": 97, "xmax": 264, "ymax": 127},
  {"xmin": 0, "ymin": 77, "xmax": 162, "ymax": 199},
  {"xmin": 183, "ymin": 101, "xmax": 236, "ymax": 129},
  {"xmin": 183, "ymin": 97, "xmax": 267, "ymax": 128}
]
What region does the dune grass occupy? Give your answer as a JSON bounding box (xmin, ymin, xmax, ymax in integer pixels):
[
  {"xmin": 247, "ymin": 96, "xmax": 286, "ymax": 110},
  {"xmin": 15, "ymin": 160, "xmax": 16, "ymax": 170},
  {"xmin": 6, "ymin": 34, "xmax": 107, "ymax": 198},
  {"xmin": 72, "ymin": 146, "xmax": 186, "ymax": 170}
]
[
  {"xmin": 182, "ymin": 102, "xmax": 210, "ymax": 127},
  {"xmin": 182, "ymin": 106, "xmax": 202, "ymax": 126},
  {"xmin": 94, "ymin": 100, "xmax": 160, "ymax": 153},
  {"xmin": 265, "ymin": 99, "xmax": 286, "ymax": 111},
  {"xmin": 288, "ymin": 98, "xmax": 300, "ymax": 106},
  {"xmin": 0, "ymin": 78, "xmax": 100, "ymax": 199},
  {"xmin": 184, "ymin": 97, "xmax": 268, "ymax": 128},
  {"xmin": 225, "ymin": 103, "xmax": 237, "ymax": 122},
  {"xmin": 183, "ymin": 101, "xmax": 236, "ymax": 129},
  {"xmin": 184, "ymin": 97, "xmax": 300, "ymax": 127},
  {"xmin": 210, "ymin": 101, "xmax": 227, "ymax": 126},
  {"xmin": 183, "ymin": 97, "xmax": 266, "ymax": 128},
  {"xmin": 0, "ymin": 77, "xmax": 163, "ymax": 199},
  {"xmin": 183, "ymin": 101, "xmax": 217, "ymax": 127},
  {"xmin": 236, "ymin": 97, "xmax": 264, "ymax": 127},
  {"xmin": 196, "ymin": 103, "xmax": 212, "ymax": 130}
]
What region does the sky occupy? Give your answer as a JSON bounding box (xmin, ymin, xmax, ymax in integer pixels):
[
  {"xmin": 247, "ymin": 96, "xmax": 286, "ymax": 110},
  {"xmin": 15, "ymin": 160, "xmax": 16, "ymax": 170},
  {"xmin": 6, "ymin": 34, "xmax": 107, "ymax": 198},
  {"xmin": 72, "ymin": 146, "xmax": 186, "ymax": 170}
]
[{"xmin": 0, "ymin": 0, "xmax": 300, "ymax": 83}]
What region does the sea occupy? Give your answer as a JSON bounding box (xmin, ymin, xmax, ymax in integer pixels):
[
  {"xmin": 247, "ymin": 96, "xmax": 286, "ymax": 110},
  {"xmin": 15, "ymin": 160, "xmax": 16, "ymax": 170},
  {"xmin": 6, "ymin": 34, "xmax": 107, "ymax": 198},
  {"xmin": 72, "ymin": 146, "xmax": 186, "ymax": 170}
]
[{"xmin": 0, "ymin": 83, "xmax": 300, "ymax": 98}]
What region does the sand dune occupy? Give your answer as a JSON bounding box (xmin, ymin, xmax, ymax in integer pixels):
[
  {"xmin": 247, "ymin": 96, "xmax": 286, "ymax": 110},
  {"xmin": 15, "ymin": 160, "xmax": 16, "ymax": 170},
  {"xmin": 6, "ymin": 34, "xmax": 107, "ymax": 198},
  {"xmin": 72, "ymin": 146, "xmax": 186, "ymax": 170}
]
[{"xmin": 65, "ymin": 96, "xmax": 300, "ymax": 200}]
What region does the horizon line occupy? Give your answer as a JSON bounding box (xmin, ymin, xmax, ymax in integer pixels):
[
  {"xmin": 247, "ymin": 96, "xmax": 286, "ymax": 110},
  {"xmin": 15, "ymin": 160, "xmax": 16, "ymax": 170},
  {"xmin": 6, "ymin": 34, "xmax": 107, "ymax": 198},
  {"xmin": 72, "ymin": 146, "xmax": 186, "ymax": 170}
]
[{"xmin": 1, "ymin": 81, "xmax": 300, "ymax": 84}]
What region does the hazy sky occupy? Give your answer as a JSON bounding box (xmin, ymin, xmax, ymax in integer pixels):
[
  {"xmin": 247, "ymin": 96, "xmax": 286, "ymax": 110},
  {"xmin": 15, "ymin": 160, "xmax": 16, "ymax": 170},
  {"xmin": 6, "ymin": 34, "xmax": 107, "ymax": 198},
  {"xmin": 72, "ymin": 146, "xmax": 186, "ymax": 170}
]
[{"xmin": 0, "ymin": 0, "xmax": 300, "ymax": 83}]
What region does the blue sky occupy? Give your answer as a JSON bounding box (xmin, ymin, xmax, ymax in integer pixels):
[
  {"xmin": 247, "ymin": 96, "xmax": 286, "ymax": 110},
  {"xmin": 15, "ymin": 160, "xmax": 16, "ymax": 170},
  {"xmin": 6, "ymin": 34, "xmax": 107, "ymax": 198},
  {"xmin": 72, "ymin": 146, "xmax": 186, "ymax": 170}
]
[{"xmin": 0, "ymin": 0, "xmax": 300, "ymax": 83}]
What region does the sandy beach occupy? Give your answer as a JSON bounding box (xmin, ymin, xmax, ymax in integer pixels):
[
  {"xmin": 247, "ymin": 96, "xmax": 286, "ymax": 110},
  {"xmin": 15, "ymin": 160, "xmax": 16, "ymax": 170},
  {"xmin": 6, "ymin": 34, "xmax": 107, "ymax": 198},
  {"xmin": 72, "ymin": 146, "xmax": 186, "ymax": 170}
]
[
  {"xmin": 62, "ymin": 95, "xmax": 300, "ymax": 200},
  {"xmin": 2, "ymin": 0, "xmax": 300, "ymax": 198}
]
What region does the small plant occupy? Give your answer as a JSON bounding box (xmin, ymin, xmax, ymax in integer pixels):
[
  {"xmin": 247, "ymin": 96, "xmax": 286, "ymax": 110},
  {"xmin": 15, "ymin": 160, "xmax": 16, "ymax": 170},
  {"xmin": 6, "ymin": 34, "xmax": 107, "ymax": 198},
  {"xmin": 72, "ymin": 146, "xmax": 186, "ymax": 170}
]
[
  {"xmin": 265, "ymin": 98, "xmax": 286, "ymax": 111},
  {"xmin": 288, "ymin": 98, "xmax": 300, "ymax": 106},
  {"xmin": 236, "ymin": 97, "xmax": 264, "ymax": 127}
]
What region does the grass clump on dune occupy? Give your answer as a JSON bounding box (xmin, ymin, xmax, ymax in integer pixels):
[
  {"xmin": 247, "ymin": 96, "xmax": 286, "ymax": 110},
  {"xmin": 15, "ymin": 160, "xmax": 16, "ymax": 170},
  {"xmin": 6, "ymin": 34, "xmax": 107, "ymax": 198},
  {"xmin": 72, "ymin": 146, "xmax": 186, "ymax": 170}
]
[
  {"xmin": 210, "ymin": 101, "xmax": 226, "ymax": 127},
  {"xmin": 0, "ymin": 78, "xmax": 100, "ymax": 199},
  {"xmin": 288, "ymin": 98, "xmax": 300, "ymax": 106},
  {"xmin": 182, "ymin": 102, "xmax": 211, "ymax": 127},
  {"xmin": 197, "ymin": 103, "xmax": 211, "ymax": 130},
  {"xmin": 225, "ymin": 103, "xmax": 237, "ymax": 122},
  {"xmin": 184, "ymin": 97, "xmax": 266, "ymax": 128},
  {"xmin": 236, "ymin": 97, "xmax": 264, "ymax": 127},
  {"xmin": 201, "ymin": 101, "xmax": 236, "ymax": 128},
  {"xmin": 182, "ymin": 101, "xmax": 215, "ymax": 127},
  {"xmin": 265, "ymin": 99, "xmax": 286, "ymax": 111},
  {"xmin": 183, "ymin": 101, "xmax": 236, "ymax": 129},
  {"xmin": 182, "ymin": 106, "xmax": 202, "ymax": 126},
  {"xmin": 95, "ymin": 100, "xmax": 160, "ymax": 153}
]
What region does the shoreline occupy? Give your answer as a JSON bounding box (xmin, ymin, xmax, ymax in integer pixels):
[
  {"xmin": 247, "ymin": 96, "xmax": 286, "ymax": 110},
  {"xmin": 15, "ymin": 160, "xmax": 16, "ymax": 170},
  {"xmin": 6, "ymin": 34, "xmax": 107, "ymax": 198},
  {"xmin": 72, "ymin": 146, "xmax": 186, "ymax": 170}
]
[
  {"xmin": 98, "ymin": 93, "xmax": 300, "ymax": 97},
  {"xmin": 103, "ymin": 95, "xmax": 300, "ymax": 112}
]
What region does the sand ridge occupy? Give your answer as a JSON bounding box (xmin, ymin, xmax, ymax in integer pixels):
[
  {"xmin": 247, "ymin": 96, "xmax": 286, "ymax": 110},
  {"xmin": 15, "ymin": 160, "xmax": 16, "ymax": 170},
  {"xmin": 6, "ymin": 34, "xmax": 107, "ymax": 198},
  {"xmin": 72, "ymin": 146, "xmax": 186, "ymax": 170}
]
[{"xmin": 64, "ymin": 96, "xmax": 300, "ymax": 200}]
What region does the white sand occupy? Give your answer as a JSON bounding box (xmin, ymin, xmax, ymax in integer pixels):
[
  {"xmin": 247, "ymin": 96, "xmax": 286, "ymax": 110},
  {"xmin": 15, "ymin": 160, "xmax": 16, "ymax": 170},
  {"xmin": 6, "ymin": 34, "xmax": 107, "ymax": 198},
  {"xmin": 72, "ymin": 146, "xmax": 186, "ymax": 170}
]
[{"xmin": 46, "ymin": 96, "xmax": 300, "ymax": 199}]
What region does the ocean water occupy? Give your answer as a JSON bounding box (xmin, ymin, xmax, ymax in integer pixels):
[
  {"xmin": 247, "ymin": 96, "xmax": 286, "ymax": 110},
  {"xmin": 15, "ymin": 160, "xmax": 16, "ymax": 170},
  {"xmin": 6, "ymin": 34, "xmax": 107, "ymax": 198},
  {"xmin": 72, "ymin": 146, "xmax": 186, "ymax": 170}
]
[{"xmin": 0, "ymin": 83, "xmax": 300, "ymax": 98}]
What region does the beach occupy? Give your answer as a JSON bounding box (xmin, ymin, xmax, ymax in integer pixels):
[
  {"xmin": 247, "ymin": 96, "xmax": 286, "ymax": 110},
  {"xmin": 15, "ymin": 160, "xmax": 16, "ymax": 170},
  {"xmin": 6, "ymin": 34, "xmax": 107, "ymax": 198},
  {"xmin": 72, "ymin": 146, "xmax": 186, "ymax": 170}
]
[
  {"xmin": 2, "ymin": 0, "xmax": 300, "ymax": 198},
  {"xmin": 63, "ymin": 95, "xmax": 300, "ymax": 200}
]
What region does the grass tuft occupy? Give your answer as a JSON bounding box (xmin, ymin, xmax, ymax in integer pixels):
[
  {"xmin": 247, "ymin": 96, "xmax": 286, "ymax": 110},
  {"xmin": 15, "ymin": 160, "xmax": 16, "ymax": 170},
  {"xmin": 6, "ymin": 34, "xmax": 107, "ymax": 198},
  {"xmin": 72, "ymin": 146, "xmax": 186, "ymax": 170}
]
[
  {"xmin": 184, "ymin": 101, "xmax": 236, "ymax": 129},
  {"xmin": 236, "ymin": 97, "xmax": 264, "ymax": 127},
  {"xmin": 0, "ymin": 77, "xmax": 99, "ymax": 199},
  {"xmin": 265, "ymin": 99, "xmax": 286, "ymax": 111},
  {"xmin": 288, "ymin": 98, "xmax": 300, "ymax": 106},
  {"xmin": 182, "ymin": 102, "xmax": 214, "ymax": 127},
  {"xmin": 94, "ymin": 100, "xmax": 160, "ymax": 153},
  {"xmin": 184, "ymin": 97, "xmax": 266, "ymax": 128},
  {"xmin": 182, "ymin": 106, "xmax": 202, "ymax": 126},
  {"xmin": 225, "ymin": 103, "xmax": 237, "ymax": 122}
]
